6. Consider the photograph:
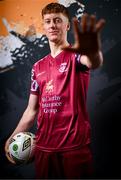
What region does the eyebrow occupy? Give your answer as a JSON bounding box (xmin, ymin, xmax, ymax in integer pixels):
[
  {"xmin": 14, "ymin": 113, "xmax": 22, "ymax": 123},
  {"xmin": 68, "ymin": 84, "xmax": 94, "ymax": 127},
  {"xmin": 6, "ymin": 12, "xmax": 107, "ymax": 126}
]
[{"xmin": 44, "ymin": 17, "xmax": 62, "ymax": 20}]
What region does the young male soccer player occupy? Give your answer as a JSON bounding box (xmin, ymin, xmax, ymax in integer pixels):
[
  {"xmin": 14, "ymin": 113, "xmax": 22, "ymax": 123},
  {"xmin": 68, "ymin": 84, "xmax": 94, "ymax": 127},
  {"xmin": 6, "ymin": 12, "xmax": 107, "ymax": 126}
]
[{"xmin": 5, "ymin": 2, "xmax": 105, "ymax": 179}]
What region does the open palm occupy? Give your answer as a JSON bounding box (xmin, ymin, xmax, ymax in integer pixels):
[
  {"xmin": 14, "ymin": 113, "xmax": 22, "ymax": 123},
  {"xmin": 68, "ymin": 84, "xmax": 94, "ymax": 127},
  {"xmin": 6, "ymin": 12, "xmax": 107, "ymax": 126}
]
[{"xmin": 63, "ymin": 13, "xmax": 105, "ymax": 55}]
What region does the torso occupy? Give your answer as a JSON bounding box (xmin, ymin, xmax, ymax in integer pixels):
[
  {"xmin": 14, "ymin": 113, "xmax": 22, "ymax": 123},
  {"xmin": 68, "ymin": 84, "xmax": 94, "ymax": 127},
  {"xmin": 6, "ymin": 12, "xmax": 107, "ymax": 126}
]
[{"xmin": 31, "ymin": 50, "xmax": 91, "ymax": 152}]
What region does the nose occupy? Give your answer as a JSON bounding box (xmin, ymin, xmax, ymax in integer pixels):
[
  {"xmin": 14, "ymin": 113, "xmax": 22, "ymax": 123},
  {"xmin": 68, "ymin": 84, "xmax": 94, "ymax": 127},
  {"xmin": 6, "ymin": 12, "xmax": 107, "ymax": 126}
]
[{"xmin": 49, "ymin": 20, "xmax": 56, "ymax": 28}]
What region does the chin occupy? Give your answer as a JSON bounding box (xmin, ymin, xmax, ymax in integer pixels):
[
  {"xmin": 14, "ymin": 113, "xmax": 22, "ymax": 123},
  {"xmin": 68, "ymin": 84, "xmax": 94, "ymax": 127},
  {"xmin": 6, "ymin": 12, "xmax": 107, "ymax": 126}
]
[
  {"xmin": 49, "ymin": 38, "xmax": 59, "ymax": 43},
  {"xmin": 49, "ymin": 34, "xmax": 61, "ymax": 42}
]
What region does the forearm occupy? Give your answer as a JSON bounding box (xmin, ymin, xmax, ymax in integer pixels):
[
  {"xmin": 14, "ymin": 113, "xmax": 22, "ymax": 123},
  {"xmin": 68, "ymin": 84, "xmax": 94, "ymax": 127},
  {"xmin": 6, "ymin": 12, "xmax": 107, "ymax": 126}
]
[
  {"xmin": 88, "ymin": 50, "xmax": 103, "ymax": 69},
  {"xmin": 5, "ymin": 94, "xmax": 39, "ymax": 162},
  {"xmin": 81, "ymin": 50, "xmax": 103, "ymax": 69},
  {"xmin": 9, "ymin": 106, "xmax": 38, "ymax": 139}
]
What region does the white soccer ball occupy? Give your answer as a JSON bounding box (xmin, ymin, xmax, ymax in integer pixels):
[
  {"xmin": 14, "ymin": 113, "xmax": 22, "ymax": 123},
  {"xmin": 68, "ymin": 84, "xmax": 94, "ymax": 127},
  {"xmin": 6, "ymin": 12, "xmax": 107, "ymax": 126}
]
[{"xmin": 9, "ymin": 132, "xmax": 35, "ymax": 164}]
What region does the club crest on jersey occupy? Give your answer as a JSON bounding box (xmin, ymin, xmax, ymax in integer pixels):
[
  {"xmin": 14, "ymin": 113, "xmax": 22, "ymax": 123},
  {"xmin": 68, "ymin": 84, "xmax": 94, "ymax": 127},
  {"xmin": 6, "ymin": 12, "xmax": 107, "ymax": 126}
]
[
  {"xmin": 45, "ymin": 80, "xmax": 54, "ymax": 93},
  {"xmin": 59, "ymin": 62, "xmax": 68, "ymax": 73}
]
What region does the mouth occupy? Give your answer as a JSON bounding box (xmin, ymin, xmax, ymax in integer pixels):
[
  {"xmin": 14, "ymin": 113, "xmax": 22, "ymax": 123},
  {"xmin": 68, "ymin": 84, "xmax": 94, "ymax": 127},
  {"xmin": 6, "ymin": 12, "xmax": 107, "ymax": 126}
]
[{"xmin": 49, "ymin": 31, "xmax": 58, "ymax": 35}]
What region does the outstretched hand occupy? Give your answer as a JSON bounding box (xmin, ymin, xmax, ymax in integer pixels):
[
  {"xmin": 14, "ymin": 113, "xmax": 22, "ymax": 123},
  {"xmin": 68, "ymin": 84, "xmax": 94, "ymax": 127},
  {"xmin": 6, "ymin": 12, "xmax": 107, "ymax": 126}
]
[{"xmin": 63, "ymin": 13, "xmax": 105, "ymax": 55}]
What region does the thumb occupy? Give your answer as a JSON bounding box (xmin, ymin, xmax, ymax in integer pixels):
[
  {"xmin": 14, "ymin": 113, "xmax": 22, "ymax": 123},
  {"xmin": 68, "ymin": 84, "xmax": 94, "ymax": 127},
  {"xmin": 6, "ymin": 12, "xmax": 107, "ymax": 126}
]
[{"xmin": 62, "ymin": 46, "xmax": 79, "ymax": 53}]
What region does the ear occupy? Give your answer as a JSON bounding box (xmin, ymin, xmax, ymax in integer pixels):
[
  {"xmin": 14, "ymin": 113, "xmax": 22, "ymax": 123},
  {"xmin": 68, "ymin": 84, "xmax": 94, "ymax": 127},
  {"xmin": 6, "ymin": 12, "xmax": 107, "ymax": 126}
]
[
  {"xmin": 40, "ymin": 23, "xmax": 45, "ymax": 35},
  {"xmin": 41, "ymin": 22, "xmax": 45, "ymax": 32},
  {"xmin": 67, "ymin": 22, "xmax": 70, "ymax": 31}
]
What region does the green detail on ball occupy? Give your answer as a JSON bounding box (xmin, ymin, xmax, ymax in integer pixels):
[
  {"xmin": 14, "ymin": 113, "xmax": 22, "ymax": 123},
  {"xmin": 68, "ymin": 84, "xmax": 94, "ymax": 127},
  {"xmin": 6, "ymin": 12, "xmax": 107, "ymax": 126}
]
[{"xmin": 13, "ymin": 144, "xmax": 18, "ymax": 151}]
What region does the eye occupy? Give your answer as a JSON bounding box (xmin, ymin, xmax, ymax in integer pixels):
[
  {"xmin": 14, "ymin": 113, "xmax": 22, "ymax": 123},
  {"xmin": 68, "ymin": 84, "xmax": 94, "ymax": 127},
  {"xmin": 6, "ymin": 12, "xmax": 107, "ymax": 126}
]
[
  {"xmin": 55, "ymin": 18, "xmax": 62, "ymax": 23},
  {"xmin": 45, "ymin": 20, "xmax": 51, "ymax": 24}
]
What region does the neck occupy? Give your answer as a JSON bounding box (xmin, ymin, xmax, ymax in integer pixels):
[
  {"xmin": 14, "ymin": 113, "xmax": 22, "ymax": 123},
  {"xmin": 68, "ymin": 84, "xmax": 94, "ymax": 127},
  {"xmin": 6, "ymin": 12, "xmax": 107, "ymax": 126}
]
[{"xmin": 49, "ymin": 40, "xmax": 69, "ymax": 58}]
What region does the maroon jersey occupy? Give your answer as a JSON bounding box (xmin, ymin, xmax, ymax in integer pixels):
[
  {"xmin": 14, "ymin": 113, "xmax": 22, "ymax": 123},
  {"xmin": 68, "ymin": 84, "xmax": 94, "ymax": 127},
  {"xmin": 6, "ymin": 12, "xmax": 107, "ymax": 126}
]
[{"xmin": 30, "ymin": 50, "xmax": 91, "ymax": 152}]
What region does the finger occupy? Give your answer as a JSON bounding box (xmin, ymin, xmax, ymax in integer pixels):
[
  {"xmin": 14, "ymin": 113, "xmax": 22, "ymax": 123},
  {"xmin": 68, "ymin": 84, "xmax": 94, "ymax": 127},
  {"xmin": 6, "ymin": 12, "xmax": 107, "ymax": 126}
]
[
  {"xmin": 5, "ymin": 144, "xmax": 8, "ymax": 152},
  {"xmin": 5, "ymin": 139, "xmax": 11, "ymax": 152},
  {"xmin": 72, "ymin": 18, "xmax": 80, "ymax": 42},
  {"xmin": 95, "ymin": 19, "xmax": 106, "ymax": 32},
  {"xmin": 5, "ymin": 143, "xmax": 9, "ymax": 154},
  {"xmin": 89, "ymin": 15, "xmax": 96, "ymax": 32},
  {"xmin": 81, "ymin": 13, "xmax": 88, "ymax": 32},
  {"xmin": 6, "ymin": 152, "xmax": 16, "ymax": 164}
]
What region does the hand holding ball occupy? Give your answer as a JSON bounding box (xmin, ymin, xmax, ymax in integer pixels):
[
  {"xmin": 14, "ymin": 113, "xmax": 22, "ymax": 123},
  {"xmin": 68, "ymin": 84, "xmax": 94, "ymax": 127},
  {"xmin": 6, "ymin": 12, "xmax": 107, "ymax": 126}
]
[{"xmin": 8, "ymin": 132, "xmax": 35, "ymax": 164}]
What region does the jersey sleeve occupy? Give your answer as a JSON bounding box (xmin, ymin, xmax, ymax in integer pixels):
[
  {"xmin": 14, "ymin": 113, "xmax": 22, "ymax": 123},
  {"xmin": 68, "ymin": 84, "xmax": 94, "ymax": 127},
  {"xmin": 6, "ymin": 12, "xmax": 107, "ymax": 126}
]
[
  {"xmin": 30, "ymin": 65, "xmax": 39, "ymax": 95},
  {"xmin": 75, "ymin": 53, "xmax": 90, "ymax": 73}
]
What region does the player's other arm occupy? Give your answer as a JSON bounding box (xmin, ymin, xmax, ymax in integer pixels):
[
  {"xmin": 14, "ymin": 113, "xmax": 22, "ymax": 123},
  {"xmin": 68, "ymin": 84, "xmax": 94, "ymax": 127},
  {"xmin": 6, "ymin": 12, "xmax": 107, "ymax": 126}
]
[
  {"xmin": 5, "ymin": 94, "xmax": 39, "ymax": 163},
  {"xmin": 63, "ymin": 14, "xmax": 105, "ymax": 69}
]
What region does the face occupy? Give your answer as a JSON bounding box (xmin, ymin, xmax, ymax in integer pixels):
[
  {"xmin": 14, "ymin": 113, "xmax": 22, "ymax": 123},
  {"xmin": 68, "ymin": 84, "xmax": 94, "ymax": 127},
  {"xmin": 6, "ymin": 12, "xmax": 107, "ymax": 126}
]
[{"xmin": 42, "ymin": 13, "xmax": 70, "ymax": 43}]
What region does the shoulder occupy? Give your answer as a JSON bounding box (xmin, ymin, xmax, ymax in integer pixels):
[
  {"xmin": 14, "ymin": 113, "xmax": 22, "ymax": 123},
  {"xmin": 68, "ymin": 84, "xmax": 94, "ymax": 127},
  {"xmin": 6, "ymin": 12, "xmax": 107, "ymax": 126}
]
[{"xmin": 33, "ymin": 54, "xmax": 49, "ymax": 68}]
